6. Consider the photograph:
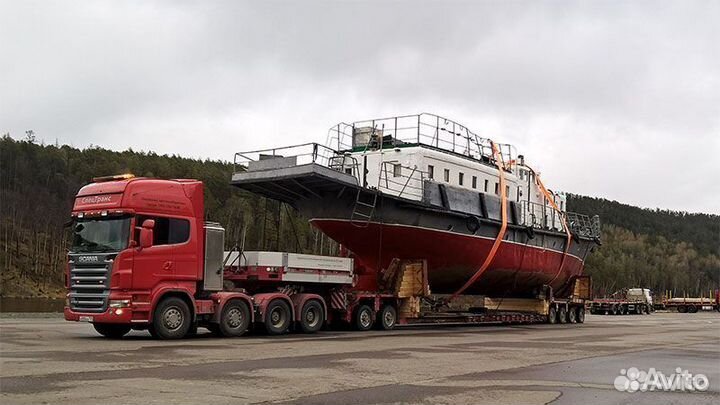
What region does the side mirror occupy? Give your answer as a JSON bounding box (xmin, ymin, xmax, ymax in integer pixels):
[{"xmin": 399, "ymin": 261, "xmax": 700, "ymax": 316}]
[{"xmin": 139, "ymin": 219, "xmax": 155, "ymax": 249}]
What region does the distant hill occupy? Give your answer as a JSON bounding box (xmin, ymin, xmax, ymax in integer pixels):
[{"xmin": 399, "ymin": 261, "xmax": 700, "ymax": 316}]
[
  {"xmin": 566, "ymin": 194, "xmax": 719, "ymax": 256},
  {"xmin": 1, "ymin": 135, "xmax": 718, "ymax": 298}
]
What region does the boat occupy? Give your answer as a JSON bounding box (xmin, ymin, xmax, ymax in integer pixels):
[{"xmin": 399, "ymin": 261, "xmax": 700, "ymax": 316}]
[{"xmin": 231, "ymin": 113, "xmax": 600, "ymax": 299}]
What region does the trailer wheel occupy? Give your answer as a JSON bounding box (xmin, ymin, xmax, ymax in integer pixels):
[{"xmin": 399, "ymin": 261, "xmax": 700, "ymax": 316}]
[
  {"xmin": 220, "ymin": 300, "xmax": 251, "ymax": 337},
  {"xmin": 568, "ymin": 307, "xmax": 577, "ymax": 323},
  {"xmin": 93, "ymin": 323, "xmax": 131, "ymax": 339},
  {"xmin": 558, "ymin": 306, "xmax": 568, "ymax": 324},
  {"xmin": 547, "ymin": 306, "xmax": 557, "ymax": 324},
  {"xmin": 677, "ymin": 305, "xmax": 687, "ymax": 313},
  {"xmin": 688, "ymin": 305, "xmax": 698, "ymax": 313},
  {"xmin": 377, "ymin": 305, "xmax": 397, "ymax": 330},
  {"xmin": 264, "ymin": 299, "xmax": 292, "ymax": 335},
  {"xmin": 299, "ymin": 300, "xmax": 324, "ymax": 333},
  {"xmin": 576, "ymin": 307, "xmax": 585, "ymax": 323},
  {"xmin": 354, "ymin": 305, "xmax": 375, "ymax": 331},
  {"xmin": 152, "ymin": 297, "xmax": 191, "ymax": 339}
]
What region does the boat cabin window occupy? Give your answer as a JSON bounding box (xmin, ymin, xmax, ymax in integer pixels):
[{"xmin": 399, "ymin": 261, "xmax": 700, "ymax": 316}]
[
  {"xmin": 494, "ymin": 182, "xmax": 499, "ymax": 195},
  {"xmin": 444, "ymin": 169, "xmax": 450, "ymax": 182},
  {"xmin": 427, "ymin": 165, "xmax": 434, "ymax": 179},
  {"xmin": 393, "ymin": 164, "xmax": 402, "ymax": 178},
  {"xmin": 472, "ymin": 176, "xmax": 477, "ymax": 189},
  {"xmin": 506, "ymin": 185, "xmax": 510, "ymax": 197},
  {"xmin": 484, "ymin": 179, "xmax": 489, "ymax": 192},
  {"xmin": 458, "ymin": 172, "xmax": 464, "ymax": 186}
]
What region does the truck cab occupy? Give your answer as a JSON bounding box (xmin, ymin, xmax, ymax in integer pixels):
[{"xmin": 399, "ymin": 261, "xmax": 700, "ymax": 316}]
[{"xmin": 64, "ymin": 175, "xmax": 247, "ymax": 339}]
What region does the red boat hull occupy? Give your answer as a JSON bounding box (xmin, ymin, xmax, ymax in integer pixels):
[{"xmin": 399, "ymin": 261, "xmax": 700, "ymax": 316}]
[{"xmin": 311, "ymin": 219, "xmax": 586, "ymax": 297}]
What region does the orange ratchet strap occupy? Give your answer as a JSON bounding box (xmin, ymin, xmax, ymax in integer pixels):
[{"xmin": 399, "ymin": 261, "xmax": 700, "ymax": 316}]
[
  {"xmin": 450, "ymin": 142, "xmax": 508, "ymax": 300},
  {"xmin": 531, "ymin": 169, "xmax": 572, "ymax": 284}
]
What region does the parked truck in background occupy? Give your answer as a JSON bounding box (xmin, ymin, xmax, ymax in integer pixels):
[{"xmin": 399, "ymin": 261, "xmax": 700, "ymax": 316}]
[
  {"xmin": 654, "ymin": 290, "xmax": 720, "ymax": 313},
  {"xmin": 64, "ymin": 175, "xmax": 592, "ymax": 339},
  {"xmin": 588, "ymin": 288, "xmax": 653, "ymax": 315}
]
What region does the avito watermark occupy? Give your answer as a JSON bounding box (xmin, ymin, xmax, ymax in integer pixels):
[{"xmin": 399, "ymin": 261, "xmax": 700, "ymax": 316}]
[{"xmin": 614, "ymin": 367, "xmax": 709, "ymax": 392}]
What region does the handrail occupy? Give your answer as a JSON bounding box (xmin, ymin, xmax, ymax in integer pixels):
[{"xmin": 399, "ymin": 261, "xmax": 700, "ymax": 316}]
[
  {"xmin": 326, "ymin": 113, "xmax": 517, "ymax": 170},
  {"xmin": 378, "ymin": 162, "xmax": 426, "ymax": 200}
]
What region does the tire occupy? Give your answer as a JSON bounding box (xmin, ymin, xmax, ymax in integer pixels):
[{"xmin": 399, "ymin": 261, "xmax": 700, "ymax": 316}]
[
  {"xmin": 152, "ymin": 297, "xmax": 192, "ymax": 340},
  {"xmin": 576, "ymin": 307, "xmax": 585, "ymax": 324},
  {"xmin": 568, "ymin": 306, "xmax": 577, "ymax": 323},
  {"xmin": 688, "ymin": 305, "xmax": 698, "ymax": 313},
  {"xmin": 354, "ymin": 304, "xmax": 375, "ymax": 331},
  {"xmin": 219, "ymin": 300, "xmax": 251, "ymax": 337},
  {"xmin": 558, "ymin": 306, "xmax": 568, "ymax": 324},
  {"xmin": 547, "ymin": 306, "xmax": 557, "ymax": 324},
  {"xmin": 93, "ymin": 323, "xmax": 131, "ymax": 339},
  {"xmin": 677, "ymin": 305, "xmax": 687, "ymax": 313},
  {"xmin": 299, "ymin": 300, "xmax": 324, "ymax": 333},
  {"xmin": 377, "ymin": 305, "xmax": 397, "ymax": 330},
  {"xmin": 611, "ymin": 305, "xmax": 618, "ymax": 315},
  {"xmin": 264, "ymin": 299, "xmax": 292, "ymax": 335}
]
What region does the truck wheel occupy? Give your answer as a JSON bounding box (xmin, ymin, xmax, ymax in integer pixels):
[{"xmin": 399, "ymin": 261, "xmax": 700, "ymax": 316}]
[
  {"xmin": 677, "ymin": 305, "xmax": 687, "ymax": 313},
  {"xmin": 264, "ymin": 299, "xmax": 292, "ymax": 335},
  {"xmin": 93, "ymin": 323, "xmax": 131, "ymax": 339},
  {"xmin": 576, "ymin": 307, "xmax": 585, "ymax": 323},
  {"xmin": 688, "ymin": 305, "xmax": 698, "ymax": 313},
  {"xmin": 558, "ymin": 306, "xmax": 568, "ymax": 324},
  {"xmin": 568, "ymin": 307, "xmax": 577, "ymax": 323},
  {"xmin": 354, "ymin": 304, "xmax": 375, "ymax": 331},
  {"xmin": 377, "ymin": 305, "xmax": 397, "ymax": 330},
  {"xmin": 299, "ymin": 300, "xmax": 324, "ymax": 333},
  {"xmin": 152, "ymin": 297, "xmax": 192, "ymax": 340},
  {"xmin": 220, "ymin": 300, "xmax": 251, "ymax": 337},
  {"xmin": 547, "ymin": 306, "xmax": 557, "ymax": 324}
]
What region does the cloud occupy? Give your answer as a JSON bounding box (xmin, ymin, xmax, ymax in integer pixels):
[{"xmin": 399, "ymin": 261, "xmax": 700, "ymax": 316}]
[{"xmin": 1, "ymin": 0, "xmax": 718, "ymax": 213}]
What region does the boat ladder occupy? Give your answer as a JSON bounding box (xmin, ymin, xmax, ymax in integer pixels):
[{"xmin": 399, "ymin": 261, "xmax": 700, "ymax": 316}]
[{"xmin": 350, "ymin": 188, "xmax": 379, "ymax": 227}]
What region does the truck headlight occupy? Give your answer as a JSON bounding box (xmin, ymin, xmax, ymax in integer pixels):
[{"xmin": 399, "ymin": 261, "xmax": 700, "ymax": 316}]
[{"xmin": 109, "ymin": 299, "xmax": 131, "ymax": 308}]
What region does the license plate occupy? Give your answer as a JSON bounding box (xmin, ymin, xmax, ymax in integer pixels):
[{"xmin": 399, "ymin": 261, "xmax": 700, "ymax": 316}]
[{"xmin": 79, "ymin": 316, "xmax": 94, "ymax": 322}]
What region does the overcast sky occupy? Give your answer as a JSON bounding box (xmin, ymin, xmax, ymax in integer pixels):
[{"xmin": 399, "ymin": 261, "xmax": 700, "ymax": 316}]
[{"xmin": 1, "ymin": 1, "xmax": 718, "ymax": 214}]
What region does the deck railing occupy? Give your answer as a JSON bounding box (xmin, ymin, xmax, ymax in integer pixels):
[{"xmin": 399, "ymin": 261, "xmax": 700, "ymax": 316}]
[
  {"xmin": 378, "ymin": 162, "xmax": 426, "ymax": 200},
  {"xmin": 326, "ymin": 113, "xmax": 516, "ymax": 168},
  {"xmin": 566, "ymin": 212, "xmax": 601, "ymax": 238},
  {"xmin": 519, "ymin": 200, "xmax": 601, "ymax": 238}
]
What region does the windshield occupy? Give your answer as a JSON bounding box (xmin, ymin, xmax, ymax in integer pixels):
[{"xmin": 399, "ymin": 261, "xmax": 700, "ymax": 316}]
[{"xmin": 71, "ymin": 217, "xmax": 131, "ymax": 253}]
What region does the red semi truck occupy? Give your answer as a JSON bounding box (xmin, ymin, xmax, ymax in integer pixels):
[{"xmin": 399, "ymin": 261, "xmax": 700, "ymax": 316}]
[{"xmin": 64, "ymin": 175, "xmax": 592, "ymax": 339}]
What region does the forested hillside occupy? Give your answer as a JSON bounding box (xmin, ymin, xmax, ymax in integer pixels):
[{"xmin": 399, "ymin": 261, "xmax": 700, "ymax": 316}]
[
  {"xmin": 1, "ymin": 135, "xmax": 718, "ymax": 298},
  {"xmin": 566, "ymin": 195, "xmax": 719, "ymax": 295}
]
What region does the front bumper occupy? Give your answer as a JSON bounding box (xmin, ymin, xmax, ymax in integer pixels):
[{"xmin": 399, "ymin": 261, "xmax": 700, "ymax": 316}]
[{"xmin": 64, "ymin": 305, "xmax": 140, "ymax": 324}]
